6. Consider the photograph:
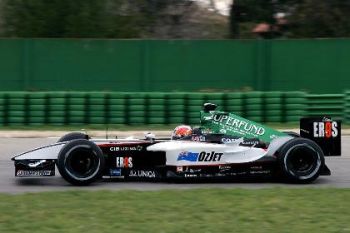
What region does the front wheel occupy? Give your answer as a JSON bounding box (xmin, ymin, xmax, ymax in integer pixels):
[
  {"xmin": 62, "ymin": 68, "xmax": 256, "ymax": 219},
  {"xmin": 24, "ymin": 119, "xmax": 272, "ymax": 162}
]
[
  {"xmin": 57, "ymin": 132, "xmax": 89, "ymax": 143},
  {"xmin": 57, "ymin": 139, "xmax": 105, "ymax": 185},
  {"xmin": 278, "ymin": 138, "xmax": 324, "ymax": 184}
]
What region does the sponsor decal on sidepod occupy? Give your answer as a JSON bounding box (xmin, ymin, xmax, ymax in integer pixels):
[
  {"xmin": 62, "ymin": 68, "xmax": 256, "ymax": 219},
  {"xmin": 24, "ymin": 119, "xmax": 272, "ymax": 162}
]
[
  {"xmin": 129, "ymin": 170, "xmax": 156, "ymax": 178},
  {"xmin": 116, "ymin": 157, "xmax": 133, "ymax": 168},
  {"xmin": 110, "ymin": 145, "xmax": 143, "ymax": 152},
  {"xmin": 177, "ymin": 151, "xmax": 223, "ymax": 162},
  {"xmin": 110, "ymin": 169, "xmax": 122, "ymax": 176}
]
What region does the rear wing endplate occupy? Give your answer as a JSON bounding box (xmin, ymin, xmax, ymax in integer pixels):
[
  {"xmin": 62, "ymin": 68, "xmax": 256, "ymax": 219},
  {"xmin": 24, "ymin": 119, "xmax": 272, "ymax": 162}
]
[{"xmin": 300, "ymin": 117, "xmax": 341, "ymax": 156}]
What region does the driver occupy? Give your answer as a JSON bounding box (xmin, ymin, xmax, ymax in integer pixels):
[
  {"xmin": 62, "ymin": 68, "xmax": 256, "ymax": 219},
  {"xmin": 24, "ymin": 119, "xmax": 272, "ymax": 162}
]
[
  {"xmin": 171, "ymin": 125, "xmax": 266, "ymax": 148},
  {"xmin": 171, "ymin": 125, "xmax": 193, "ymax": 140}
]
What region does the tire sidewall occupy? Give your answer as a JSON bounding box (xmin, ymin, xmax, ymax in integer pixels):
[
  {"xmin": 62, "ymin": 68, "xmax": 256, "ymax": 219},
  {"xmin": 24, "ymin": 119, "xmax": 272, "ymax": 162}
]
[
  {"xmin": 57, "ymin": 139, "xmax": 105, "ymax": 185},
  {"xmin": 282, "ymin": 131, "xmax": 300, "ymax": 138},
  {"xmin": 57, "ymin": 132, "xmax": 89, "ymax": 143}
]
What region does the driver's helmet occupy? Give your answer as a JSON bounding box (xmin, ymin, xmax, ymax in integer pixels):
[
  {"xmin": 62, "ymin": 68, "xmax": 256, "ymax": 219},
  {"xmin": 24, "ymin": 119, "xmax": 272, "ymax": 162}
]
[{"xmin": 171, "ymin": 125, "xmax": 192, "ymax": 140}]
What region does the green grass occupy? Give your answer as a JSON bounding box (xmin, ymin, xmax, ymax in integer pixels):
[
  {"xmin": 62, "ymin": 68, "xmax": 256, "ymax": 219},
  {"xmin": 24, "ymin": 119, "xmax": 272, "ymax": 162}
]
[{"xmin": 0, "ymin": 188, "xmax": 349, "ymax": 233}]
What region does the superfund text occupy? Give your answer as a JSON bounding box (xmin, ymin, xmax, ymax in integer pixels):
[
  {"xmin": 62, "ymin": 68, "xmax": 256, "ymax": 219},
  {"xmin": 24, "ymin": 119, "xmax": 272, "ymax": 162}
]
[{"xmin": 213, "ymin": 114, "xmax": 265, "ymax": 136}]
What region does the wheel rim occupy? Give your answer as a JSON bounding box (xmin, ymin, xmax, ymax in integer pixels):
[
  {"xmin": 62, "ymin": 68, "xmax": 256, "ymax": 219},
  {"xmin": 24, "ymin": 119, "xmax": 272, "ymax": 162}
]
[
  {"xmin": 285, "ymin": 144, "xmax": 321, "ymax": 179},
  {"xmin": 65, "ymin": 147, "xmax": 100, "ymax": 179}
]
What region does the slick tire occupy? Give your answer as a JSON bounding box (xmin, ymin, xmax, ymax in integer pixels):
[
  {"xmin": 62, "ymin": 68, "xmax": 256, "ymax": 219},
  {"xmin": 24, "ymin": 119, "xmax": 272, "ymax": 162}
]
[
  {"xmin": 278, "ymin": 138, "xmax": 324, "ymax": 184},
  {"xmin": 57, "ymin": 132, "xmax": 89, "ymax": 142},
  {"xmin": 282, "ymin": 131, "xmax": 300, "ymax": 138},
  {"xmin": 57, "ymin": 139, "xmax": 105, "ymax": 186}
]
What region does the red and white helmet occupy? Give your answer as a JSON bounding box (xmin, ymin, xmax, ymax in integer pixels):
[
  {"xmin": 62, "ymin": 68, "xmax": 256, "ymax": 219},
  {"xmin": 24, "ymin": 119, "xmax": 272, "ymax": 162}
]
[{"xmin": 171, "ymin": 125, "xmax": 192, "ymax": 140}]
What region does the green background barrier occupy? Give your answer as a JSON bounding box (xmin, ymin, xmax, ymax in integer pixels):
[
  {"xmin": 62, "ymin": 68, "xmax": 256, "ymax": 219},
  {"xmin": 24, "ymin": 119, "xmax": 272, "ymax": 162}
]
[
  {"xmin": 2, "ymin": 91, "xmax": 346, "ymax": 126},
  {"xmin": 0, "ymin": 39, "xmax": 350, "ymax": 93}
]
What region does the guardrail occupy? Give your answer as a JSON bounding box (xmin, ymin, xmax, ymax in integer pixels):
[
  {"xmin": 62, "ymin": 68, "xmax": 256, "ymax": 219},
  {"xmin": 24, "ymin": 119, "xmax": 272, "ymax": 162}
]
[
  {"xmin": 0, "ymin": 91, "xmax": 346, "ymax": 126},
  {"xmin": 306, "ymin": 94, "xmax": 344, "ymax": 119}
]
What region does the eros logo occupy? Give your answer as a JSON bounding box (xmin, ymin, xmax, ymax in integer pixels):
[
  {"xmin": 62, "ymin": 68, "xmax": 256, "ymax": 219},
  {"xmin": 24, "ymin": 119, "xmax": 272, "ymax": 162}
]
[
  {"xmin": 116, "ymin": 157, "xmax": 133, "ymax": 168},
  {"xmin": 313, "ymin": 121, "xmax": 338, "ymax": 138}
]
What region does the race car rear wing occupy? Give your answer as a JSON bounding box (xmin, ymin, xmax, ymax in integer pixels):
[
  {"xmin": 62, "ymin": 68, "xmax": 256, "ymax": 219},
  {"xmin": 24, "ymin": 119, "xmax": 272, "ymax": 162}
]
[{"xmin": 300, "ymin": 117, "xmax": 341, "ymax": 156}]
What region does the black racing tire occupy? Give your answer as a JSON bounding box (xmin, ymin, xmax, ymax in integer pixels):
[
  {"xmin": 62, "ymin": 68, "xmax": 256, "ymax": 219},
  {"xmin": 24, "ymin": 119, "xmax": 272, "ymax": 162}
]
[
  {"xmin": 57, "ymin": 139, "xmax": 105, "ymax": 185},
  {"xmin": 282, "ymin": 131, "xmax": 300, "ymax": 137},
  {"xmin": 58, "ymin": 132, "xmax": 89, "ymax": 142},
  {"xmin": 278, "ymin": 138, "xmax": 324, "ymax": 184}
]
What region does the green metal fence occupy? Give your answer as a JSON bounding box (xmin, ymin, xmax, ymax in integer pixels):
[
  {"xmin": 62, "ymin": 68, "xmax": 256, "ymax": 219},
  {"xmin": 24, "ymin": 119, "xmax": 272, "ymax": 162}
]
[
  {"xmin": 0, "ymin": 91, "xmax": 313, "ymax": 126},
  {"xmin": 1, "ymin": 39, "xmax": 350, "ymax": 93}
]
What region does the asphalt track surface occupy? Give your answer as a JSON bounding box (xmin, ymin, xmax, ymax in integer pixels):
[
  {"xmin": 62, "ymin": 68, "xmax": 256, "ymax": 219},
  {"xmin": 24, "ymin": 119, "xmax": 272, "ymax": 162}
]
[{"xmin": 1, "ymin": 137, "xmax": 350, "ymax": 193}]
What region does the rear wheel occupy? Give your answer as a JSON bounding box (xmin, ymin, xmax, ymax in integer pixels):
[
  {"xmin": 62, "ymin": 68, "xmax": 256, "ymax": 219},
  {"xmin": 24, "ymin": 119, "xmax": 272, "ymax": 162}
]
[
  {"xmin": 57, "ymin": 139, "xmax": 105, "ymax": 185},
  {"xmin": 283, "ymin": 131, "xmax": 300, "ymax": 137},
  {"xmin": 278, "ymin": 138, "xmax": 324, "ymax": 183}
]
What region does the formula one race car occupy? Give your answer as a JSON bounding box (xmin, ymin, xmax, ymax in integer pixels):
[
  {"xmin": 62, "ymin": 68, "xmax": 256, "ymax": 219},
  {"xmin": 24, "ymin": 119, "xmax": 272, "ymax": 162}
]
[{"xmin": 12, "ymin": 103, "xmax": 341, "ymax": 185}]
